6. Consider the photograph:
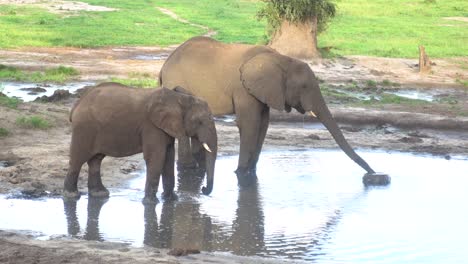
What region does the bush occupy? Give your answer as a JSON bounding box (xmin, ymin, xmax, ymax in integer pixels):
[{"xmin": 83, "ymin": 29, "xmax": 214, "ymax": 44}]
[
  {"xmin": 257, "ymin": 0, "xmax": 336, "ymax": 36},
  {"xmin": 0, "ymin": 127, "xmax": 9, "ymax": 137},
  {"xmin": 0, "ymin": 96, "xmax": 21, "ymax": 109},
  {"xmin": 16, "ymin": 116, "xmax": 51, "ymax": 129}
]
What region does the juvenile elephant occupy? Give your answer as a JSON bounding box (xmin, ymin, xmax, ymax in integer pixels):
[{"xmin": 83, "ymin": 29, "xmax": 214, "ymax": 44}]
[
  {"xmin": 160, "ymin": 36, "xmax": 377, "ymax": 185},
  {"xmin": 64, "ymin": 82, "xmax": 217, "ymax": 203}
]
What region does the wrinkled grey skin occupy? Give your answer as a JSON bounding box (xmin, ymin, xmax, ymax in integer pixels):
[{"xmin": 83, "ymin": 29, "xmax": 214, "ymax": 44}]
[
  {"xmin": 64, "ymin": 82, "xmax": 217, "ymax": 203},
  {"xmin": 160, "ymin": 37, "xmax": 375, "ymax": 186}
]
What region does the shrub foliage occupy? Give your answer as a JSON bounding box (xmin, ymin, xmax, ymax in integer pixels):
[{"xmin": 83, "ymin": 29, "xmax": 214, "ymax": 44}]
[{"xmin": 257, "ymin": 0, "xmax": 336, "ymax": 36}]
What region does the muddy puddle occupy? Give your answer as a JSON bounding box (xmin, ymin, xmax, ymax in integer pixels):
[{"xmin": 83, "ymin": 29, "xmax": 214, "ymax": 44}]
[
  {"xmin": 1, "ymin": 150, "xmax": 467, "ymax": 263},
  {"xmin": 1, "ymin": 81, "xmax": 95, "ymax": 102},
  {"xmin": 133, "ymin": 53, "xmax": 170, "ymax": 61},
  {"xmin": 333, "ymin": 87, "xmax": 465, "ymax": 102}
]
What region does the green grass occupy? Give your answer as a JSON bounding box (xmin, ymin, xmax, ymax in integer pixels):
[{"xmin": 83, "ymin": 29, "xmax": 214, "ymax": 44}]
[
  {"xmin": 110, "ymin": 72, "xmax": 159, "ymax": 89},
  {"xmin": 110, "ymin": 78, "xmax": 158, "ymax": 88},
  {"xmin": 156, "ymin": 0, "xmax": 267, "ymax": 44},
  {"xmin": 456, "ymin": 78, "xmax": 468, "ymax": 87},
  {"xmin": 0, "ymin": 65, "xmax": 79, "ymax": 83},
  {"xmin": 0, "ymin": 0, "xmax": 466, "ymax": 57},
  {"xmin": 318, "ymin": 0, "xmax": 468, "ymax": 58},
  {"xmin": 0, "ymin": 96, "xmax": 21, "ymax": 109},
  {"xmin": 16, "ymin": 116, "xmax": 51, "ymax": 129},
  {"xmin": 0, "ymin": 1, "xmax": 203, "ymax": 48},
  {"xmin": 359, "ymin": 94, "xmax": 428, "ymax": 106},
  {"xmin": 0, "ymin": 127, "xmax": 9, "ymax": 137}
]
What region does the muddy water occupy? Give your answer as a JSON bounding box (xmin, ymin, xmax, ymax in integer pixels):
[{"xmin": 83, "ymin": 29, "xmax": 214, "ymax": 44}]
[
  {"xmin": 1, "ymin": 81, "xmax": 94, "ymax": 102},
  {"xmin": 333, "ymin": 87, "xmax": 464, "ymax": 102},
  {"xmin": 1, "ymin": 150, "xmax": 467, "ymax": 263}
]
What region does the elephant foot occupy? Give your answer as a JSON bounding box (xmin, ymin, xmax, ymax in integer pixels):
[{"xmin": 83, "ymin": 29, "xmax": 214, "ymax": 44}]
[
  {"xmin": 89, "ymin": 188, "xmax": 110, "ymax": 198},
  {"xmin": 363, "ymin": 172, "xmax": 391, "ymax": 186},
  {"xmin": 235, "ymin": 167, "xmax": 258, "ymax": 188},
  {"xmin": 62, "ymin": 189, "xmax": 81, "ymax": 200},
  {"xmin": 142, "ymin": 195, "xmax": 159, "ymax": 205},
  {"xmin": 162, "ymin": 191, "xmax": 178, "ymax": 201}
]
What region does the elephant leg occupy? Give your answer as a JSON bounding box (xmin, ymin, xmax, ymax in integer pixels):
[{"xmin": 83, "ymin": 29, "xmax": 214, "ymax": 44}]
[
  {"xmin": 64, "ymin": 161, "xmax": 84, "ymax": 199},
  {"xmin": 87, "ymin": 153, "xmax": 109, "ymax": 198},
  {"xmin": 162, "ymin": 142, "xmax": 177, "ymax": 201},
  {"xmin": 143, "ymin": 147, "xmax": 166, "ymax": 204},
  {"xmin": 234, "ymin": 101, "xmax": 265, "ymax": 186},
  {"xmin": 250, "ymin": 106, "xmax": 270, "ymax": 173},
  {"xmin": 176, "ymin": 136, "xmax": 198, "ymax": 171},
  {"xmin": 64, "ymin": 131, "xmax": 94, "ymax": 199}
]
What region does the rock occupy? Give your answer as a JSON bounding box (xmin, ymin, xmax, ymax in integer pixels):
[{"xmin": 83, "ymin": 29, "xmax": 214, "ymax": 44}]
[
  {"xmin": 341, "ymin": 126, "xmax": 363, "ymax": 132},
  {"xmin": 267, "ymin": 134, "xmax": 286, "ymax": 140},
  {"xmin": 399, "ymin": 136, "xmax": 423, "ymax": 143},
  {"xmin": 20, "ymin": 87, "xmax": 47, "ymax": 94},
  {"xmin": 407, "ymin": 131, "xmax": 430, "ymax": 138},
  {"xmin": 20, "ymin": 181, "xmax": 48, "ymax": 198},
  {"xmin": 167, "ymin": 248, "xmax": 200, "ymax": 257},
  {"xmin": 74, "ymin": 85, "xmax": 93, "ymax": 97},
  {"xmin": 363, "ymin": 173, "xmax": 391, "ymax": 186},
  {"xmin": 306, "ymin": 134, "xmax": 320, "ymax": 140},
  {"xmin": 34, "ymin": 89, "xmax": 73, "ymax": 102},
  {"xmin": 120, "ymin": 162, "xmax": 139, "ymax": 174}
]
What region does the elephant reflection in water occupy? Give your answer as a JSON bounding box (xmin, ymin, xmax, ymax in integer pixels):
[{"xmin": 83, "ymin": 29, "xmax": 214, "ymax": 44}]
[
  {"xmin": 63, "ymin": 197, "xmax": 108, "ymax": 241},
  {"xmin": 62, "ymin": 177, "xmax": 265, "ymax": 254},
  {"xmin": 62, "ymin": 175, "xmax": 340, "ymax": 258},
  {"xmin": 143, "ymin": 174, "xmax": 265, "ymax": 253}
]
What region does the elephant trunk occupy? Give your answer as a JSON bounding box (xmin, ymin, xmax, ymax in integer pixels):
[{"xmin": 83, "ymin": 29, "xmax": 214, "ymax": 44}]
[
  {"xmin": 202, "ymin": 148, "xmax": 216, "ymax": 195},
  {"xmin": 201, "ymin": 132, "xmax": 217, "ymax": 195},
  {"xmin": 315, "ymin": 106, "xmax": 375, "ymax": 174}
]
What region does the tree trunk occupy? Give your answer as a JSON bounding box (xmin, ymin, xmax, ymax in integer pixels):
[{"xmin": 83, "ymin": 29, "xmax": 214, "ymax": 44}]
[
  {"xmin": 268, "ymin": 16, "xmax": 320, "ymax": 60},
  {"xmin": 419, "ymin": 45, "xmax": 431, "ymax": 74}
]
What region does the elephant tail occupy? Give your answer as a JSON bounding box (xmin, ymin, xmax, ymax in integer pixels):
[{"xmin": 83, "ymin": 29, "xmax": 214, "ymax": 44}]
[{"xmin": 69, "ymin": 97, "xmax": 82, "ymax": 122}]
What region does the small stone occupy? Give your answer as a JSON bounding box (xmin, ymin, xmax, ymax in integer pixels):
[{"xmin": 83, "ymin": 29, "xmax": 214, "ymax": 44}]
[
  {"xmin": 341, "ymin": 126, "xmax": 362, "ymax": 133},
  {"xmin": 306, "ymin": 134, "xmax": 320, "ymax": 140},
  {"xmin": 408, "ymin": 131, "xmax": 430, "ymax": 138},
  {"xmin": 399, "ymin": 136, "xmax": 423, "ymax": 143},
  {"xmin": 363, "ymin": 173, "xmax": 391, "ymax": 186}
]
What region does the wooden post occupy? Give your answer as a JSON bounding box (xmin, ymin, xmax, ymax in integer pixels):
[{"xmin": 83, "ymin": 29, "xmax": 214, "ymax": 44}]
[{"xmin": 419, "ymin": 45, "xmax": 431, "ymax": 74}]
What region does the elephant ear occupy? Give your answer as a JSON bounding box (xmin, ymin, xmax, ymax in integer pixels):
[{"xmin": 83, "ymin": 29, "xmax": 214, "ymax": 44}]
[
  {"xmin": 240, "ymin": 53, "xmax": 287, "ymax": 111},
  {"xmin": 147, "ymin": 89, "xmax": 185, "ymax": 139}
]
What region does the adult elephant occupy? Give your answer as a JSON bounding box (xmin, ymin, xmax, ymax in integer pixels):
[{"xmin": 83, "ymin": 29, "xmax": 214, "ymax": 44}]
[
  {"xmin": 160, "ymin": 36, "xmax": 380, "ymax": 185},
  {"xmin": 64, "ymin": 82, "xmax": 217, "ymax": 203}
]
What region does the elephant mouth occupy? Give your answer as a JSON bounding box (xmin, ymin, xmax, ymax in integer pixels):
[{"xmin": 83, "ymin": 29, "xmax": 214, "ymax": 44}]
[{"xmin": 294, "ymin": 105, "xmax": 306, "ymax": 114}]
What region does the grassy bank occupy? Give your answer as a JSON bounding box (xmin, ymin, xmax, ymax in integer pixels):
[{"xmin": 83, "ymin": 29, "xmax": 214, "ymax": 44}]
[
  {"xmin": 319, "ymin": 0, "xmax": 468, "ymax": 58},
  {"xmin": 0, "ymin": 1, "xmax": 203, "ymax": 48},
  {"xmin": 0, "ymin": 0, "xmax": 466, "ymax": 58},
  {"xmin": 0, "ymin": 65, "xmax": 79, "ymax": 83}
]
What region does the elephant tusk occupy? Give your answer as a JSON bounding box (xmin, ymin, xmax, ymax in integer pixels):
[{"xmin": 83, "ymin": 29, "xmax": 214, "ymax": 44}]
[
  {"xmin": 202, "ymin": 143, "xmax": 212, "ymax": 153},
  {"xmin": 309, "ymin": 111, "xmax": 317, "ymax": 118}
]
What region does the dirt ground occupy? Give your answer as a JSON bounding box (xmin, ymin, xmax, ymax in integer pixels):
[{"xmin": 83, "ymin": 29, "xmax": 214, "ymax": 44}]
[{"xmin": 1, "ymin": 40, "xmax": 468, "ymax": 264}]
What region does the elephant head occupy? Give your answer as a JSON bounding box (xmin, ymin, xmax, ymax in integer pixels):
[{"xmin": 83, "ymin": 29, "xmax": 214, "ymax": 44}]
[
  {"xmin": 147, "ymin": 87, "xmax": 218, "ymax": 194},
  {"xmin": 240, "ymin": 52, "xmax": 375, "ymax": 174}
]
